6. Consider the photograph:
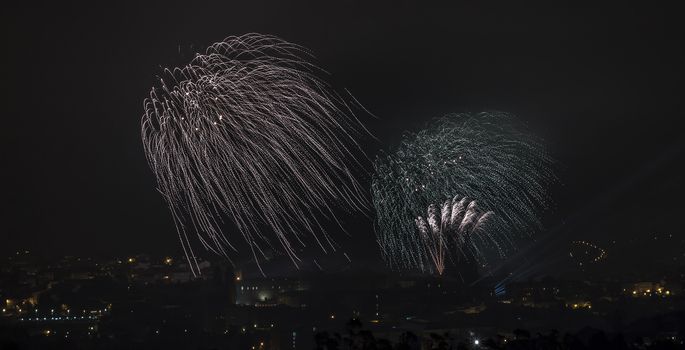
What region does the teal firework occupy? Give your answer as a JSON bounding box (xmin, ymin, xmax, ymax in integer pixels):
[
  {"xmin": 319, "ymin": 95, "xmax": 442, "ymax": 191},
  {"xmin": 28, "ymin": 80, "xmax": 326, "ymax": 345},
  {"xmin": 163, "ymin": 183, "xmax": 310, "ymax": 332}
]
[{"xmin": 371, "ymin": 112, "xmax": 554, "ymax": 274}]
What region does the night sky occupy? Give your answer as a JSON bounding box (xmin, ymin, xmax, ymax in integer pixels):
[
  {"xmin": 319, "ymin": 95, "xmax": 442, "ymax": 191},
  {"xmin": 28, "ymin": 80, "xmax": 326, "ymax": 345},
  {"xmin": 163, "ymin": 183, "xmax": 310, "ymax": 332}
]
[{"xmin": 3, "ymin": 3, "xmax": 684, "ymax": 275}]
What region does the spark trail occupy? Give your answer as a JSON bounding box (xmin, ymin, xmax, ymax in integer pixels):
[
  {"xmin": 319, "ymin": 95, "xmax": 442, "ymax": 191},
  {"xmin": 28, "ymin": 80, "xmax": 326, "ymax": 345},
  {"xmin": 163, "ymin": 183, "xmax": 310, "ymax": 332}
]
[
  {"xmin": 142, "ymin": 34, "xmax": 369, "ymax": 275},
  {"xmin": 415, "ymin": 196, "xmax": 493, "ymax": 275}
]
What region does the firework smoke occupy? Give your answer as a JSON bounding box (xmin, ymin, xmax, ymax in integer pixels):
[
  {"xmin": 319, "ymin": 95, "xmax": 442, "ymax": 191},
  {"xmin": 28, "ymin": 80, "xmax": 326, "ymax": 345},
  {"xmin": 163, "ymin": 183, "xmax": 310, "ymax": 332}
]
[
  {"xmin": 142, "ymin": 34, "xmax": 369, "ymax": 275},
  {"xmin": 372, "ymin": 112, "xmax": 554, "ymax": 275}
]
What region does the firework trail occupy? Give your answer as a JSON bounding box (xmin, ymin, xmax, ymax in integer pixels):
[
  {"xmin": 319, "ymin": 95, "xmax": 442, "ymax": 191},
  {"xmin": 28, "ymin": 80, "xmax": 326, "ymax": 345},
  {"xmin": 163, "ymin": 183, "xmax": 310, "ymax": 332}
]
[
  {"xmin": 372, "ymin": 112, "xmax": 554, "ymax": 275},
  {"xmin": 142, "ymin": 34, "xmax": 369, "ymax": 275},
  {"xmin": 415, "ymin": 196, "xmax": 493, "ymax": 275},
  {"xmin": 570, "ymin": 240, "xmax": 607, "ymax": 264}
]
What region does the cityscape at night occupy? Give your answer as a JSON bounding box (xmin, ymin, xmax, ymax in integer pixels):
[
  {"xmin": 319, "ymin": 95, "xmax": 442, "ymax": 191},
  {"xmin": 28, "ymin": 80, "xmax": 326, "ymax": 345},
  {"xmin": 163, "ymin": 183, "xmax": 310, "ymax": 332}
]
[
  {"xmin": 2, "ymin": 249, "xmax": 684, "ymax": 349},
  {"xmin": 3, "ymin": 2, "xmax": 685, "ymax": 349}
]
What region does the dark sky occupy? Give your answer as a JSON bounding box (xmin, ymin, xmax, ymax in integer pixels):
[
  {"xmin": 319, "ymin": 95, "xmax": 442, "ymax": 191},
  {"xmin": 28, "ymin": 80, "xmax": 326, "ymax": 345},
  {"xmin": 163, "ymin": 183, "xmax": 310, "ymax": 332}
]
[{"xmin": 2, "ymin": 2, "xmax": 684, "ymax": 274}]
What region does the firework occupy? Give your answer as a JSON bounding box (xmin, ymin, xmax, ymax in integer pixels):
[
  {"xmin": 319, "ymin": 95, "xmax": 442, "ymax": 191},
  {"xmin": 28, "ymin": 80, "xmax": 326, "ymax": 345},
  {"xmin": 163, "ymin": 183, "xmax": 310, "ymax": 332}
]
[
  {"xmin": 415, "ymin": 196, "xmax": 493, "ymax": 275},
  {"xmin": 372, "ymin": 112, "xmax": 554, "ymax": 274},
  {"xmin": 569, "ymin": 240, "xmax": 607, "ymax": 264},
  {"xmin": 142, "ymin": 34, "xmax": 369, "ymax": 275}
]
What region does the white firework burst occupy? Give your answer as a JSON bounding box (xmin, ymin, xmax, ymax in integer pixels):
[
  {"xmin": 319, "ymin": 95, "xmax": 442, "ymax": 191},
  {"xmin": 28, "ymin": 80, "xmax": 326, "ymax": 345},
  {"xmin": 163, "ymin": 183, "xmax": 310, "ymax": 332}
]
[
  {"xmin": 415, "ymin": 196, "xmax": 494, "ymax": 275},
  {"xmin": 142, "ymin": 33, "xmax": 369, "ymax": 275}
]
